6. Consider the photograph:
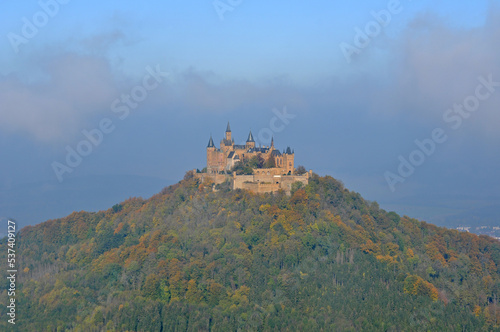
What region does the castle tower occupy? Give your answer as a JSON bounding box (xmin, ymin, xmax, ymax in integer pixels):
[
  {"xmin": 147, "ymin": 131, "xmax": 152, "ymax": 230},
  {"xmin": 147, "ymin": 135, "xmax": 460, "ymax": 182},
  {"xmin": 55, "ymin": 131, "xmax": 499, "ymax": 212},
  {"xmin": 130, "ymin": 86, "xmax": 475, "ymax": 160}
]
[
  {"xmin": 246, "ymin": 131, "xmax": 256, "ymax": 149},
  {"xmin": 225, "ymin": 122, "xmax": 231, "ymax": 141},
  {"xmin": 284, "ymin": 146, "xmax": 295, "ymax": 175},
  {"xmin": 207, "ymin": 135, "xmax": 217, "ymax": 174},
  {"xmin": 271, "ymin": 136, "xmax": 274, "ymax": 150}
]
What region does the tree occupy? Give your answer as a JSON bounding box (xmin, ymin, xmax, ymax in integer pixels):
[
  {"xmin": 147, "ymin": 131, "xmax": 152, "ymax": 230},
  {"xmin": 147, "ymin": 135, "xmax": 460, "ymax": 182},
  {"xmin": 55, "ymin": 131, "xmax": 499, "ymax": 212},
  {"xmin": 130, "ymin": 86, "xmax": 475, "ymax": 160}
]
[
  {"xmin": 248, "ymin": 155, "xmax": 265, "ymax": 169},
  {"xmin": 264, "ymin": 155, "xmax": 276, "ymax": 168},
  {"xmin": 184, "ymin": 170, "xmax": 194, "ymax": 181},
  {"xmin": 295, "ymin": 165, "xmax": 307, "ymax": 175}
]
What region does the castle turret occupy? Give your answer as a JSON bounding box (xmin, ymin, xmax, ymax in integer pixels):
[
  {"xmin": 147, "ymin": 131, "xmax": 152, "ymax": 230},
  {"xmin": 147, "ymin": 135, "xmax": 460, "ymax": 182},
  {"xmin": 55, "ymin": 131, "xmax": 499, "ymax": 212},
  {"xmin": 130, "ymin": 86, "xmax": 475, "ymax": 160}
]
[
  {"xmin": 246, "ymin": 130, "xmax": 256, "ymax": 149},
  {"xmin": 225, "ymin": 122, "xmax": 231, "ymax": 141},
  {"xmin": 206, "ymin": 135, "xmax": 218, "ymax": 174},
  {"xmin": 207, "ymin": 135, "xmax": 215, "ymax": 148}
]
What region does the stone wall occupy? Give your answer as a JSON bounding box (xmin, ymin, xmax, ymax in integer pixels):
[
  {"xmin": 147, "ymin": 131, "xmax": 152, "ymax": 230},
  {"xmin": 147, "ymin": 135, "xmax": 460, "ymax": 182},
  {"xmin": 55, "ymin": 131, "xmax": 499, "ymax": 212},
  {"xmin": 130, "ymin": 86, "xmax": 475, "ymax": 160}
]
[
  {"xmin": 194, "ymin": 172, "xmax": 231, "ymax": 185},
  {"xmin": 195, "ymin": 170, "xmax": 312, "ymax": 195}
]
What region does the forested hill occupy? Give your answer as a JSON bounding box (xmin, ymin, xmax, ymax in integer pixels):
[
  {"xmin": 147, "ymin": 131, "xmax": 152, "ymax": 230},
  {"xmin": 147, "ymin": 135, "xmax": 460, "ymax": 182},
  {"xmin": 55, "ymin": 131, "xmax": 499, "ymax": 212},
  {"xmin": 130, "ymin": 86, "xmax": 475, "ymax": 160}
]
[{"xmin": 2, "ymin": 173, "xmax": 500, "ymax": 331}]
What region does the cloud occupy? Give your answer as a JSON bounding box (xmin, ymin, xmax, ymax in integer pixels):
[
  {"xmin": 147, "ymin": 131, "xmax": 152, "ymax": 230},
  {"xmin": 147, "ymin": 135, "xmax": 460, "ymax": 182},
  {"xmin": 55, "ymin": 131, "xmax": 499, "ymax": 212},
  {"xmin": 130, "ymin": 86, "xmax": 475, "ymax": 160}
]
[
  {"xmin": 165, "ymin": 68, "xmax": 306, "ymax": 114},
  {"xmin": 0, "ymin": 53, "xmax": 118, "ymax": 142},
  {"xmin": 3, "ymin": 5, "xmax": 499, "ymax": 145},
  {"xmin": 376, "ymin": 8, "xmax": 500, "ymax": 135},
  {"xmin": 81, "ymin": 30, "xmax": 127, "ymax": 53}
]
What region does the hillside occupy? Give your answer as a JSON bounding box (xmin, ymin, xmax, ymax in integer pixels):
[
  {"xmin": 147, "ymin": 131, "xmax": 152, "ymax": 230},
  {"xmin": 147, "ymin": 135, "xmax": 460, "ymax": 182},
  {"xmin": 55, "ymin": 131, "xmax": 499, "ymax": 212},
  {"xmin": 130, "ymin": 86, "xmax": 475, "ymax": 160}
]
[{"xmin": 1, "ymin": 173, "xmax": 500, "ymax": 331}]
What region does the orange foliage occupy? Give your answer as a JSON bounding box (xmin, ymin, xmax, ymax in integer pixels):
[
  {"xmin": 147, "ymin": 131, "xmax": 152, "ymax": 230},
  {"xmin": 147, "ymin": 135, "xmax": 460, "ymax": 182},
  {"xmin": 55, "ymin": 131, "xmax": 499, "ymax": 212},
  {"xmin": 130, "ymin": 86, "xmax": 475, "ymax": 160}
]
[{"xmin": 114, "ymin": 222, "xmax": 124, "ymax": 235}]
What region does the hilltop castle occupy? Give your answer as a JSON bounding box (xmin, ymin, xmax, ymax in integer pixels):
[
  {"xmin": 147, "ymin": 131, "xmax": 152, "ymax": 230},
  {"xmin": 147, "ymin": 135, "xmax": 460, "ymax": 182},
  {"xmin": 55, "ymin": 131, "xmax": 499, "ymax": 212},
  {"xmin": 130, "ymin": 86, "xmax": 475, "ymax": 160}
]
[
  {"xmin": 206, "ymin": 122, "xmax": 296, "ymax": 175},
  {"xmin": 196, "ymin": 122, "xmax": 311, "ymax": 194}
]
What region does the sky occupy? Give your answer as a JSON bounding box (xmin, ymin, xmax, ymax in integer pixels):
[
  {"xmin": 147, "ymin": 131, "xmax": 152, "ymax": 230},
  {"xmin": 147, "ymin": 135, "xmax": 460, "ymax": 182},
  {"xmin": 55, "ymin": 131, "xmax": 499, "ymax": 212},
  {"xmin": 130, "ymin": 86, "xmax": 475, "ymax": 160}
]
[{"xmin": 1, "ymin": 0, "xmax": 499, "ymax": 231}]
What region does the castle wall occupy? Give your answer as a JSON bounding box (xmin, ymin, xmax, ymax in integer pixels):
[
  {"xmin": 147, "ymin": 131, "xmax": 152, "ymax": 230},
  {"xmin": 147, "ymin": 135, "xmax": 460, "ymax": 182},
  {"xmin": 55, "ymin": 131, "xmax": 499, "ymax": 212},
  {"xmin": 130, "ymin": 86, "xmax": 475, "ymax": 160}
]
[
  {"xmin": 232, "ymin": 175, "xmax": 254, "ymax": 189},
  {"xmin": 279, "ymin": 174, "xmax": 309, "ymax": 193},
  {"xmin": 253, "ymin": 168, "xmax": 286, "ymax": 176},
  {"xmin": 232, "ymin": 172, "xmax": 310, "ymax": 194},
  {"xmin": 195, "ymin": 170, "xmax": 311, "ymax": 195},
  {"xmin": 194, "ymin": 172, "xmax": 231, "ymax": 185}
]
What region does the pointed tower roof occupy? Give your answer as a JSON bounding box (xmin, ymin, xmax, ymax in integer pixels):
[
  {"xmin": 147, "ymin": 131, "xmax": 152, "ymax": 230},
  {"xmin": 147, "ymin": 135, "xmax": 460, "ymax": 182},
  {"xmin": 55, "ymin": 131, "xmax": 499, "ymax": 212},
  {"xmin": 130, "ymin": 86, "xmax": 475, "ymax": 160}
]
[
  {"xmin": 246, "ymin": 130, "xmax": 255, "ymax": 143},
  {"xmin": 207, "ymin": 135, "xmax": 215, "ymax": 148},
  {"xmin": 226, "ymin": 122, "xmax": 231, "ymax": 132},
  {"xmin": 271, "ymin": 136, "xmax": 274, "ymax": 147}
]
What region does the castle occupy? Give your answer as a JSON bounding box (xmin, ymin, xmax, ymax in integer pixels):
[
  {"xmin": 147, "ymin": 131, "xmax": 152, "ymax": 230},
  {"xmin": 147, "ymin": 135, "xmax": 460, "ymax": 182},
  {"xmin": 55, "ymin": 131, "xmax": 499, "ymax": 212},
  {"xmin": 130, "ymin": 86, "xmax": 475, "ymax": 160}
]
[
  {"xmin": 206, "ymin": 122, "xmax": 295, "ymax": 175},
  {"xmin": 195, "ymin": 122, "xmax": 310, "ymax": 194}
]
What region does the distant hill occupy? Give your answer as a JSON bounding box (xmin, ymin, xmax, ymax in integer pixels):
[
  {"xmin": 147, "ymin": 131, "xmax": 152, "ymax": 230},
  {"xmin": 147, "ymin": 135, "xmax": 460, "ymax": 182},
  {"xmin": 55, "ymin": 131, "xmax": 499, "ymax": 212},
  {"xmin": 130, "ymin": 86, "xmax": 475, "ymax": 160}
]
[
  {"xmin": 0, "ymin": 174, "xmax": 173, "ymax": 235},
  {"xmin": 1, "ymin": 173, "xmax": 499, "ymax": 331}
]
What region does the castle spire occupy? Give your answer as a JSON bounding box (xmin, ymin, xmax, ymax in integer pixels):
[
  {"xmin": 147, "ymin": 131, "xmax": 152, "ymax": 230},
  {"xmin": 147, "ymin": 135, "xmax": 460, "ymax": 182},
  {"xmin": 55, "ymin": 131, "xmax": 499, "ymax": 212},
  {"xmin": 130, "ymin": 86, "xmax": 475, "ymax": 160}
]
[
  {"xmin": 207, "ymin": 135, "xmax": 215, "ymax": 148},
  {"xmin": 225, "ymin": 122, "xmax": 232, "ymax": 141},
  {"xmin": 271, "ymin": 136, "xmax": 274, "ymax": 148},
  {"xmin": 246, "ymin": 130, "xmax": 255, "ymax": 143}
]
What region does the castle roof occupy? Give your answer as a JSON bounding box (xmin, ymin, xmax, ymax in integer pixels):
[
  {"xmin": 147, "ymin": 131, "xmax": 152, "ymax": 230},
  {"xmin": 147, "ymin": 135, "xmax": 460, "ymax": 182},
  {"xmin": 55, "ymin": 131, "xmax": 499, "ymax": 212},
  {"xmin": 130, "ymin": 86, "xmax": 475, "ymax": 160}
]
[
  {"xmin": 222, "ymin": 139, "xmax": 233, "ymax": 146},
  {"xmin": 247, "ymin": 131, "xmax": 255, "ymax": 143},
  {"xmin": 248, "ymin": 147, "xmax": 269, "ymax": 153},
  {"xmin": 226, "ymin": 122, "xmax": 231, "ymax": 132},
  {"xmin": 207, "ymin": 135, "xmax": 215, "ymax": 148},
  {"xmin": 227, "ymin": 151, "xmax": 240, "ymax": 160}
]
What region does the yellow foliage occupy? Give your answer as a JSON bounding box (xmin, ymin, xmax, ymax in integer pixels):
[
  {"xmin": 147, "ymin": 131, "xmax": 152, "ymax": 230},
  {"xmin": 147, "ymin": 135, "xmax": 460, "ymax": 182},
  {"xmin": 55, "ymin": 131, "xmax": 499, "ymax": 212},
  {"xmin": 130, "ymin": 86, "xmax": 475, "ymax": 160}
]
[
  {"xmin": 376, "ymin": 255, "xmax": 395, "ymax": 264},
  {"xmin": 386, "ymin": 242, "xmax": 400, "ymax": 257},
  {"xmin": 406, "ymin": 248, "xmax": 415, "ymax": 259},
  {"xmin": 362, "ymin": 239, "xmax": 380, "ymax": 255},
  {"xmin": 404, "ymin": 274, "xmax": 439, "ymax": 301},
  {"xmin": 483, "ymin": 275, "xmax": 494, "ymax": 289},
  {"xmin": 259, "ymin": 204, "xmax": 271, "ymax": 213}
]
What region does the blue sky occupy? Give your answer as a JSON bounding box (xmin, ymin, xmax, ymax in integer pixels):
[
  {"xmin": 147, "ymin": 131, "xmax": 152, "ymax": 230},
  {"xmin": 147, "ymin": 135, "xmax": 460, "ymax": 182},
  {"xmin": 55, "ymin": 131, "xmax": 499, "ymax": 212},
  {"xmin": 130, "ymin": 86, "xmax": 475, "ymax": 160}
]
[{"xmin": 1, "ymin": 0, "xmax": 500, "ymax": 230}]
